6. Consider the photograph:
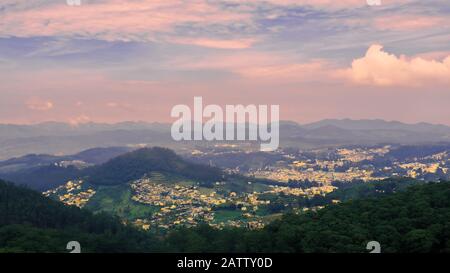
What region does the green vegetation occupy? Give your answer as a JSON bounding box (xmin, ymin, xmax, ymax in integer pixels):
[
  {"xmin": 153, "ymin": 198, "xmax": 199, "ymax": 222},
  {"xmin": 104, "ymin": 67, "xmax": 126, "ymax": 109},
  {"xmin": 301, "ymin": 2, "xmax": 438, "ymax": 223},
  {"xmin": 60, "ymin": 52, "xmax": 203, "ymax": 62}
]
[
  {"xmin": 146, "ymin": 171, "xmax": 197, "ymax": 187},
  {"xmin": 212, "ymin": 210, "xmax": 243, "ymax": 223},
  {"xmin": 86, "ymin": 147, "xmax": 223, "ymax": 185},
  {"xmin": 2, "ymin": 178, "xmax": 450, "ymax": 253},
  {"xmin": 329, "ymin": 178, "xmax": 425, "ymax": 201},
  {"xmin": 0, "ymin": 164, "xmax": 82, "ymax": 191},
  {"xmin": 0, "ymin": 179, "xmax": 161, "ymax": 252},
  {"xmin": 84, "ymin": 183, "xmax": 158, "ymax": 221},
  {"xmin": 164, "ymin": 181, "xmax": 450, "ymax": 253}
]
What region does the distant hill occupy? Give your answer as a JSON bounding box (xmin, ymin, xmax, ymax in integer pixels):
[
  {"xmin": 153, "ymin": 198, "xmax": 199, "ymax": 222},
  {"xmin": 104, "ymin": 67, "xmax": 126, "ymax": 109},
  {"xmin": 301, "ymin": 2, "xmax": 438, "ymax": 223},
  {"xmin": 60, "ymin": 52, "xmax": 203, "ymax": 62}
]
[
  {"xmin": 303, "ymin": 124, "xmax": 357, "ymax": 140},
  {"xmin": 0, "ymin": 146, "xmax": 133, "ymax": 190},
  {"xmin": 86, "ymin": 147, "xmax": 224, "ymax": 185},
  {"xmin": 0, "ymin": 146, "xmax": 225, "ymax": 190},
  {"xmin": 0, "ymin": 146, "xmax": 132, "ymax": 173},
  {"xmin": 386, "ymin": 144, "xmax": 450, "ymax": 160},
  {"xmin": 282, "ymin": 119, "xmax": 450, "ymax": 148},
  {"xmin": 70, "ymin": 146, "xmax": 134, "ymax": 164},
  {"xmin": 0, "ymin": 154, "xmax": 62, "ymax": 174},
  {"xmin": 2, "ymin": 119, "xmax": 450, "ymax": 159},
  {"xmin": 303, "ymin": 119, "xmax": 450, "ymax": 133},
  {"xmin": 0, "ymin": 165, "xmax": 83, "ymax": 191},
  {"xmin": 0, "ymin": 122, "xmax": 173, "ymax": 160},
  {"xmin": 187, "ymin": 150, "xmax": 286, "ymax": 171}
]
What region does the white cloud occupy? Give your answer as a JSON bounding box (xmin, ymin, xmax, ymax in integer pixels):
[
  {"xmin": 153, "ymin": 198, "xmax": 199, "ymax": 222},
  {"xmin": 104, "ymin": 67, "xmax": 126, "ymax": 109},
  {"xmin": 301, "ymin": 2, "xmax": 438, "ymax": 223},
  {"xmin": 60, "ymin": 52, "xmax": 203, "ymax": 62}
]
[{"xmin": 342, "ymin": 44, "xmax": 450, "ymax": 87}]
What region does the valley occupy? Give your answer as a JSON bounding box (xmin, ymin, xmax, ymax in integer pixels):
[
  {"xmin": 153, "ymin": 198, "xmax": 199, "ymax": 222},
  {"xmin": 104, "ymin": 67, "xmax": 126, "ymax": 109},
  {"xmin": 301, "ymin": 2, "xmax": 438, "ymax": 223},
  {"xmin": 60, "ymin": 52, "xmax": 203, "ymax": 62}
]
[
  {"xmin": 2, "ymin": 120, "xmax": 450, "ymax": 245},
  {"xmin": 35, "ymin": 142, "xmax": 450, "ymax": 232}
]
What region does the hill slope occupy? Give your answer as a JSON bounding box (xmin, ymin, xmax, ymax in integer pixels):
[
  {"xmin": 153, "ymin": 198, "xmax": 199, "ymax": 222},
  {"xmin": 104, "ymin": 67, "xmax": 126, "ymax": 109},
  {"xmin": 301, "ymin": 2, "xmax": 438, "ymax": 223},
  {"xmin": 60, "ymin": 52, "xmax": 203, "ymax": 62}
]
[
  {"xmin": 86, "ymin": 147, "xmax": 224, "ymax": 185},
  {"xmin": 0, "ymin": 146, "xmax": 133, "ymax": 190},
  {"xmin": 0, "ymin": 179, "xmax": 160, "ymax": 252},
  {"xmin": 164, "ymin": 182, "xmax": 450, "ymax": 253},
  {"xmin": 1, "ymin": 179, "xmax": 450, "ymax": 252}
]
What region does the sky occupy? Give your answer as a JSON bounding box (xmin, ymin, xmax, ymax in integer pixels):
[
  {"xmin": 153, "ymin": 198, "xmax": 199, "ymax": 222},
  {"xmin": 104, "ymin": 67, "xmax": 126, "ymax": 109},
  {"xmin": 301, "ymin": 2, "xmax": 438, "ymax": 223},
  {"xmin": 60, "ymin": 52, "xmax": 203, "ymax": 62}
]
[{"xmin": 0, "ymin": 0, "xmax": 450, "ymax": 125}]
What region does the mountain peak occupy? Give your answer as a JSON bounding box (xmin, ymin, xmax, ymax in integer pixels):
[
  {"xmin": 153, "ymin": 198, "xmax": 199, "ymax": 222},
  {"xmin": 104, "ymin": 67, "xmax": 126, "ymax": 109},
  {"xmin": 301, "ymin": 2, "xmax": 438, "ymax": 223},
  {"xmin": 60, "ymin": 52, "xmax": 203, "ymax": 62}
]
[{"xmin": 86, "ymin": 147, "xmax": 223, "ymax": 185}]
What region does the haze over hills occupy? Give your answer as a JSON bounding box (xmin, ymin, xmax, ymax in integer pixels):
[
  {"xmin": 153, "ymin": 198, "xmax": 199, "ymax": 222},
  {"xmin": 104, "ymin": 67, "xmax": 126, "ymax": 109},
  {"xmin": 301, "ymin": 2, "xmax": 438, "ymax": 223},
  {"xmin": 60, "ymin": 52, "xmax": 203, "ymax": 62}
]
[
  {"xmin": 0, "ymin": 146, "xmax": 132, "ymax": 174},
  {"xmin": 0, "ymin": 147, "xmax": 229, "ymax": 190},
  {"xmin": 0, "ymin": 147, "xmax": 134, "ymax": 190},
  {"xmin": 1, "ymin": 119, "xmax": 450, "ymax": 160},
  {"xmin": 303, "ymin": 119, "xmax": 450, "ymax": 133}
]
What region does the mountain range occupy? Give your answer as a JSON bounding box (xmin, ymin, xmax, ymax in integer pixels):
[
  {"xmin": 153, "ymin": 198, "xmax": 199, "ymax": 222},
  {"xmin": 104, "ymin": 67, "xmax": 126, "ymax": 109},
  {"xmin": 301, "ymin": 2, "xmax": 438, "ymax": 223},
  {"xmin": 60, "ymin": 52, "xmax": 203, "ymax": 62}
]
[
  {"xmin": 0, "ymin": 147, "xmax": 229, "ymax": 190},
  {"xmin": 1, "ymin": 119, "xmax": 450, "ymax": 160}
]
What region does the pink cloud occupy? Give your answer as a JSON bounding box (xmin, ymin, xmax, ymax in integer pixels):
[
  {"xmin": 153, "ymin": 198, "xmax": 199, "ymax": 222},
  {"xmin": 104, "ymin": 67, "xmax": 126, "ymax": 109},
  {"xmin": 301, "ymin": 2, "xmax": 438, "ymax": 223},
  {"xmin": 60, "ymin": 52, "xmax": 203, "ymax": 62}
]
[
  {"xmin": 342, "ymin": 44, "xmax": 450, "ymax": 87},
  {"xmin": 169, "ymin": 38, "xmax": 257, "ymax": 49},
  {"xmin": 169, "ymin": 51, "xmax": 280, "ymax": 70},
  {"xmin": 0, "ymin": 0, "xmax": 251, "ymax": 43},
  {"xmin": 69, "ymin": 114, "xmax": 91, "ymax": 126},
  {"xmin": 264, "ymin": 0, "xmax": 365, "ymax": 7},
  {"xmin": 0, "ymin": 0, "xmax": 415, "ymax": 45},
  {"xmin": 25, "ymin": 97, "xmax": 54, "ymax": 111},
  {"xmin": 237, "ymin": 61, "xmax": 331, "ymax": 82},
  {"xmin": 374, "ymin": 15, "xmax": 447, "ymax": 31},
  {"xmin": 106, "ymin": 102, "xmax": 134, "ymax": 111},
  {"xmin": 414, "ymin": 51, "xmax": 450, "ymax": 61},
  {"xmin": 168, "ymin": 50, "xmax": 333, "ymax": 82},
  {"xmin": 230, "ymin": 0, "xmax": 410, "ymax": 9}
]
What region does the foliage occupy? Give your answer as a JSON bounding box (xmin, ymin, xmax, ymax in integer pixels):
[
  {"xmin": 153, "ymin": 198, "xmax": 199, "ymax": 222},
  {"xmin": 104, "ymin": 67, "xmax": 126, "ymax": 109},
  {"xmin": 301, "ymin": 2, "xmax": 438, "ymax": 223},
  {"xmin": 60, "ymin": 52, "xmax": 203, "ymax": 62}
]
[
  {"xmin": 328, "ymin": 178, "xmax": 423, "ymax": 201},
  {"xmin": 86, "ymin": 147, "xmax": 223, "ymax": 185},
  {"xmin": 0, "ymin": 179, "xmax": 161, "ymax": 252},
  {"xmin": 0, "ymin": 165, "xmax": 82, "ymax": 191},
  {"xmin": 85, "ymin": 183, "xmax": 158, "ymax": 221},
  {"xmin": 164, "ymin": 181, "xmax": 450, "ymax": 253},
  {"xmin": 2, "ymin": 178, "xmax": 450, "ymax": 253}
]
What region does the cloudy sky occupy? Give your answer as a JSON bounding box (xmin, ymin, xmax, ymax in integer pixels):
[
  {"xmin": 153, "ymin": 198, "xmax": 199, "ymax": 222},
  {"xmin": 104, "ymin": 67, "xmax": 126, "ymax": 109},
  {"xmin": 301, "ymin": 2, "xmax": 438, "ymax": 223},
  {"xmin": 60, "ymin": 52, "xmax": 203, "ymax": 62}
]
[{"xmin": 0, "ymin": 0, "xmax": 449, "ymax": 125}]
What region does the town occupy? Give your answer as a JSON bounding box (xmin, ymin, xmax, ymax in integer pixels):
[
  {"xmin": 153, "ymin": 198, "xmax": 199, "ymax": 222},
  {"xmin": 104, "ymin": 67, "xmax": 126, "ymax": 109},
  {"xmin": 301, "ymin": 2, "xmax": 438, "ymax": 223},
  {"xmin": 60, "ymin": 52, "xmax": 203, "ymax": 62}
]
[{"xmin": 43, "ymin": 144, "xmax": 450, "ymax": 231}]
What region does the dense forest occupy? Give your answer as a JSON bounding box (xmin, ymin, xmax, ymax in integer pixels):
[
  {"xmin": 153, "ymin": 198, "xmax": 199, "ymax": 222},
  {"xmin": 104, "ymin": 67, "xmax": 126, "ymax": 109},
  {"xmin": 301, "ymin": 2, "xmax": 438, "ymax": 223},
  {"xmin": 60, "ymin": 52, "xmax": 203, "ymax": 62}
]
[
  {"xmin": 1, "ymin": 179, "xmax": 450, "ymax": 253},
  {"xmin": 86, "ymin": 147, "xmax": 224, "ymax": 185},
  {"xmin": 0, "ymin": 179, "xmax": 161, "ymax": 252},
  {"xmin": 327, "ymin": 178, "xmax": 424, "ymax": 201},
  {"xmin": 0, "ymin": 164, "xmax": 83, "ymax": 191},
  {"xmin": 166, "ymin": 181, "xmax": 450, "ymax": 253}
]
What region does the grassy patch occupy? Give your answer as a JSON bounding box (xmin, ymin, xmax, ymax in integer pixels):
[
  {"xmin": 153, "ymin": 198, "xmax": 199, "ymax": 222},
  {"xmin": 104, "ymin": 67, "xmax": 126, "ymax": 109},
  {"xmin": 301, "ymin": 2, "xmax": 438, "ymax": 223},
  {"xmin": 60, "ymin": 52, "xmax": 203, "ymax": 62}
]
[
  {"xmin": 85, "ymin": 183, "xmax": 158, "ymax": 220},
  {"xmin": 213, "ymin": 210, "xmax": 243, "ymax": 223}
]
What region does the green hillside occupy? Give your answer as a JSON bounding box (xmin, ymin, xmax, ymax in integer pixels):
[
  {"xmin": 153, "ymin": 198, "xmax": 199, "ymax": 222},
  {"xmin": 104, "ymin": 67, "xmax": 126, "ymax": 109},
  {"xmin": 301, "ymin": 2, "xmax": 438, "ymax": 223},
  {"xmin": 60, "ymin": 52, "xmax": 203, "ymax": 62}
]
[
  {"xmin": 328, "ymin": 178, "xmax": 425, "ymax": 201},
  {"xmin": 2, "ymin": 178, "xmax": 450, "ymax": 253},
  {"xmin": 86, "ymin": 147, "xmax": 224, "ymax": 185},
  {"xmin": 0, "ymin": 179, "xmax": 161, "ymax": 252},
  {"xmin": 164, "ymin": 181, "xmax": 450, "ymax": 253},
  {"xmin": 84, "ymin": 183, "xmax": 159, "ymax": 221}
]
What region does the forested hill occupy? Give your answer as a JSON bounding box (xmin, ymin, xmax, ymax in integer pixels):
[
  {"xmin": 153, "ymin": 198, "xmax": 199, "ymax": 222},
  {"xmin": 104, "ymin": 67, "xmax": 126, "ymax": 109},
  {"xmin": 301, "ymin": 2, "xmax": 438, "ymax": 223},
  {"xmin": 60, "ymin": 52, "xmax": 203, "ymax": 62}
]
[
  {"xmin": 86, "ymin": 147, "xmax": 224, "ymax": 185},
  {"xmin": 327, "ymin": 178, "xmax": 424, "ymax": 202},
  {"xmin": 0, "ymin": 179, "xmax": 160, "ymax": 252},
  {"xmin": 163, "ymin": 181, "xmax": 450, "ymax": 253},
  {"xmin": 1, "ymin": 178, "xmax": 450, "ymax": 253}
]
